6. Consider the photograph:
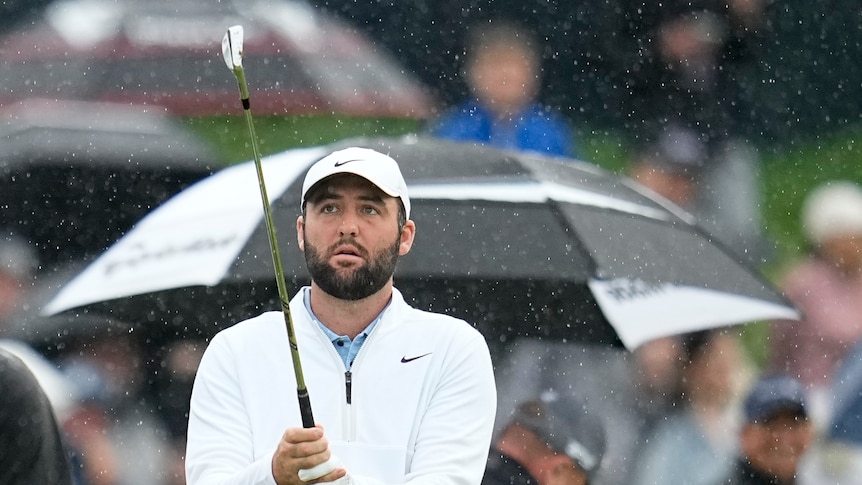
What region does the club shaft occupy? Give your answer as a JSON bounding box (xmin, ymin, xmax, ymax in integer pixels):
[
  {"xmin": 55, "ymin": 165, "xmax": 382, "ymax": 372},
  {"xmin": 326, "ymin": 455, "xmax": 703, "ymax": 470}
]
[{"xmin": 234, "ymin": 66, "xmax": 315, "ymax": 429}]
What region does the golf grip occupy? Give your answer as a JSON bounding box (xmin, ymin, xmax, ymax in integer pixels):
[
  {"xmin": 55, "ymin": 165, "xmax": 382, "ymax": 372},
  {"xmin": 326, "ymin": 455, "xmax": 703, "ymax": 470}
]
[{"xmin": 232, "ymin": 65, "xmax": 315, "ymax": 429}]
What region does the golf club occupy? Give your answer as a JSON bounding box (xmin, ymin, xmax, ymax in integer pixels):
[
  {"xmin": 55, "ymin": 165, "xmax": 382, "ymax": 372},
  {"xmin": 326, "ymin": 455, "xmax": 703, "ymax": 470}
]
[{"xmin": 221, "ymin": 25, "xmax": 315, "ymax": 428}]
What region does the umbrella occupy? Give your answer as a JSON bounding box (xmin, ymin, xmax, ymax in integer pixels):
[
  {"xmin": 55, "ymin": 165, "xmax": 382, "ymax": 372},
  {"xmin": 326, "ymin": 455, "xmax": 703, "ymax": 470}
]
[
  {"xmin": 0, "ymin": 0, "xmax": 434, "ymax": 118},
  {"xmin": 0, "ymin": 98, "xmax": 215, "ymax": 267},
  {"xmin": 42, "ymin": 136, "xmax": 799, "ymax": 350}
]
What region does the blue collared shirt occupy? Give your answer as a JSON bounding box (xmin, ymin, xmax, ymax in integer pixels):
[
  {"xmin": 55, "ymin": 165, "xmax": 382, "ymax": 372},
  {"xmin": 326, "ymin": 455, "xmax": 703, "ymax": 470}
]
[{"xmin": 302, "ymin": 287, "xmax": 385, "ymax": 370}]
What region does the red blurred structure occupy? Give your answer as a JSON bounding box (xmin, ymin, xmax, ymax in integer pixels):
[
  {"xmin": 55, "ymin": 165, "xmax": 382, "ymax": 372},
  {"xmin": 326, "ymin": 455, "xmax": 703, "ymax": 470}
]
[{"xmin": 0, "ymin": 0, "xmax": 436, "ymax": 118}]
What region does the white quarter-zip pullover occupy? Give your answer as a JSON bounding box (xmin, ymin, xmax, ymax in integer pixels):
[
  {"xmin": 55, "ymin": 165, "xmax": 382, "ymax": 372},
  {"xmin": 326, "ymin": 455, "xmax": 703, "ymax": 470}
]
[{"xmin": 186, "ymin": 287, "xmax": 497, "ymax": 485}]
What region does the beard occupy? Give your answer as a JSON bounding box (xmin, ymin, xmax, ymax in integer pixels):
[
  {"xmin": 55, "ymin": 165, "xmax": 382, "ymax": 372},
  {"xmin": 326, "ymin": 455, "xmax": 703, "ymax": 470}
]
[{"xmin": 304, "ymin": 236, "xmax": 401, "ymax": 301}]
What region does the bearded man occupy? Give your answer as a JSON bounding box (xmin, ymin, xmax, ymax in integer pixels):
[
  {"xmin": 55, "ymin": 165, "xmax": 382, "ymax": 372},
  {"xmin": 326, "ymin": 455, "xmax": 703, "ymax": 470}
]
[{"xmin": 185, "ymin": 147, "xmax": 497, "ymax": 485}]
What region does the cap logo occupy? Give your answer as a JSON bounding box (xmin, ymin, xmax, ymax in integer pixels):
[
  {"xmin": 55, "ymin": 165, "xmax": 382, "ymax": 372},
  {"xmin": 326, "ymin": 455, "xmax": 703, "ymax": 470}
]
[{"xmin": 334, "ymin": 159, "xmax": 361, "ymax": 167}]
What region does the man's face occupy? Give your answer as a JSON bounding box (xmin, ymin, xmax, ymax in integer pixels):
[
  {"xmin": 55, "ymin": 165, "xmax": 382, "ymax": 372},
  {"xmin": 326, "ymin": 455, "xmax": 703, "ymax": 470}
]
[
  {"xmin": 298, "ymin": 174, "xmax": 414, "ymax": 300},
  {"xmin": 741, "ymin": 411, "xmax": 814, "ymax": 483}
]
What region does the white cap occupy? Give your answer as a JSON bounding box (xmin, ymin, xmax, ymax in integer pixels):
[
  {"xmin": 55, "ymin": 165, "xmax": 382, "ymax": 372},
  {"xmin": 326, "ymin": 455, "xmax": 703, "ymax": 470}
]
[
  {"xmin": 301, "ymin": 147, "xmax": 410, "ymax": 219},
  {"xmin": 801, "ymin": 180, "xmax": 862, "ymax": 245}
]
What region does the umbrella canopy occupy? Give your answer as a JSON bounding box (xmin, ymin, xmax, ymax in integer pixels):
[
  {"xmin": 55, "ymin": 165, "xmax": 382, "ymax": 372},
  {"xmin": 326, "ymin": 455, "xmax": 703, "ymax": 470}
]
[
  {"xmin": 42, "ymin": 136, "xmax": 799, "ymax": 350},
  {"xmin": 0, "ymin": 98, "xmax": 215, "ymax": 267},
  {"xmin": 0, "ymin": 0, "xmax": 434, "ymax": 118}
]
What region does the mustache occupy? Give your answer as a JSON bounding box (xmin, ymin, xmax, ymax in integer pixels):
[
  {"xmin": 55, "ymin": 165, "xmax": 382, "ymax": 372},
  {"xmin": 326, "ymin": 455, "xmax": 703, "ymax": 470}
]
[{"xmin": 329, "ymin": 238, "xmax": 368, "ymax": 257}]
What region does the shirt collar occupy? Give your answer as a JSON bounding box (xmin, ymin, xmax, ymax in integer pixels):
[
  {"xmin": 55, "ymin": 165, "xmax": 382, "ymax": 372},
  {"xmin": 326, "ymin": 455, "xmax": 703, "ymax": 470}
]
[{"xmin": 301, "ymin": 287, "xmax": 388, "ymax": 342}]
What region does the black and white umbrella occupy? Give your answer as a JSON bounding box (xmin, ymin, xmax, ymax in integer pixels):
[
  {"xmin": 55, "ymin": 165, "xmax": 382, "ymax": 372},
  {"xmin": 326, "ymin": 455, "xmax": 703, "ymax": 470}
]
[{"xmin": 42, "ymin": 136, "xmax": 799, "ymax": 350}]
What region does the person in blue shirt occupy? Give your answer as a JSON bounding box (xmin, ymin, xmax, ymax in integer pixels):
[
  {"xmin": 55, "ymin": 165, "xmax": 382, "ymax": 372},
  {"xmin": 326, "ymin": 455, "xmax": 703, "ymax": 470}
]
[{"xmin": 428, "ymin": 20, "xmax": 579, "ymax": 159}]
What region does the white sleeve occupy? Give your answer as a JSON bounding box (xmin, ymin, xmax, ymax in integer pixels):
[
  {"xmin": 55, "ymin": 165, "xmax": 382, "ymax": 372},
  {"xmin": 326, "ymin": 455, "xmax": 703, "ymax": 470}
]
[{"xmin": 185, "ymin": 334, "xmax": 278, "ymax": 485}]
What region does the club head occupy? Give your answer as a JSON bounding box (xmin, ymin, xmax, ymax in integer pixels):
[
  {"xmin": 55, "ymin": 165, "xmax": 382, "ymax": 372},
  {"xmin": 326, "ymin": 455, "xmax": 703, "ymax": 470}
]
[{"xmin": 222, "ymin": 25, "xmax": 244, "ymax": 71}]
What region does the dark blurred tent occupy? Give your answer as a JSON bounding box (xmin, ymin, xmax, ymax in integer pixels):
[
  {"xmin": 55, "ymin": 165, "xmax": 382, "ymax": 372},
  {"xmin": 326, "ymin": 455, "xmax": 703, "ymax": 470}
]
[
  {"xmin": 0, "ymin": 0, "xmax": 435, "ymax": 118},
  {"xmin": 0, "ymin": 98, "xmax": 215, "ymax": 267}
]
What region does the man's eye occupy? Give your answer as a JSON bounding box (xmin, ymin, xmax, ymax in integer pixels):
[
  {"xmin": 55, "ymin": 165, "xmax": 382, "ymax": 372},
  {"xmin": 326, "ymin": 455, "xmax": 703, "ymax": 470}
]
[
  {"xmin": 322, "ymin": 205, "xmax": 338, "ymax": 214},
  {"xmin": 362, "ymin": 206, "xmax": 380, "ymax": 215}
]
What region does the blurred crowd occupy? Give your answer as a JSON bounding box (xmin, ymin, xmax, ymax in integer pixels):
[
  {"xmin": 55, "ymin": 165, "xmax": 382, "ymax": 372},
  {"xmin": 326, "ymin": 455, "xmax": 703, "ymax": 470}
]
[{"xmin": 2, "ymin": 1, "xmax": 862, "ymax": 484}]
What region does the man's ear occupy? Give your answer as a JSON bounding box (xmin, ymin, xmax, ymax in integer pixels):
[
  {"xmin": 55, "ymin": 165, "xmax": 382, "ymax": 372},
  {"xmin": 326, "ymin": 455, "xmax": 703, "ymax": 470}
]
[
  {"xmin": 296, "ymin": 216, "xmax": 305, "ymax": 251},
  {"xmin": 399, "ymin": 220, "xmax": 416, "ymax": 256}
]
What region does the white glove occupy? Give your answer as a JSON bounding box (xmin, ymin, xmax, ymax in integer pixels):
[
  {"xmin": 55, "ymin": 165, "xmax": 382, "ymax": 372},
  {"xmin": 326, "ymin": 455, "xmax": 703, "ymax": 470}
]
[{"xmin": 299, "ymin": 455, "xmax": 343, "ymax": 481}]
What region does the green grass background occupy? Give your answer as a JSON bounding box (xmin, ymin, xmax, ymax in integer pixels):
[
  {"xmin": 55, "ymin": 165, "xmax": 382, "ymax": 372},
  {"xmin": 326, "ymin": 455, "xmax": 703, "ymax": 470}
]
[{"xmin": 182, "ymin": 115, "xmax": 862, "ymax": 365}]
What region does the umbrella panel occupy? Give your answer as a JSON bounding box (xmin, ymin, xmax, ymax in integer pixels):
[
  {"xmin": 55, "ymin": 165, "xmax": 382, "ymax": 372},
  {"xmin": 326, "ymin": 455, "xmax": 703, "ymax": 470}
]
[
  {"xmin": 402, "ymin": 201, "xmax": 596, "ymax": 280},
  {"xmin": 565, "ymin": 204, "xmax": 784, "ymax": 300}
]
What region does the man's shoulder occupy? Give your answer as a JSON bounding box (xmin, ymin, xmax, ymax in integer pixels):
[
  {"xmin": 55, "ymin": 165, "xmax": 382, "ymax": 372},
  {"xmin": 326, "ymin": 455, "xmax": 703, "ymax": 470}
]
[{"xmin": 390, "ymin": 294, "xmax": 485, "ymax": 342}]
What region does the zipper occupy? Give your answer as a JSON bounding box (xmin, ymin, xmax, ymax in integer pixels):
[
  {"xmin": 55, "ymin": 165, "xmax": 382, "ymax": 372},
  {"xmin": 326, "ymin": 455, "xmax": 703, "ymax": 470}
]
[{"xmin": 344, "ymin": 368, "xmax": 356, "ymax": 440}]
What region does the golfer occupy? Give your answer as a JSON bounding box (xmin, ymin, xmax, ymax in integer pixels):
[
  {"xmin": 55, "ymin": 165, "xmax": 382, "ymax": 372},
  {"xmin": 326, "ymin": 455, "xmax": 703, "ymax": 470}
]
[{"xmin": 185, "ymin": 147, "xmax": 497, "ymax": 485}]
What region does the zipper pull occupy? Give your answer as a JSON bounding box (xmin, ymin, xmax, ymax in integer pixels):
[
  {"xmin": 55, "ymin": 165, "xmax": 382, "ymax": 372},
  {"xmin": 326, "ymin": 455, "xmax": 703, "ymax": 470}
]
[{"xmin": 345, "ymin": 370, "xmax": 352, "ymax": 404}]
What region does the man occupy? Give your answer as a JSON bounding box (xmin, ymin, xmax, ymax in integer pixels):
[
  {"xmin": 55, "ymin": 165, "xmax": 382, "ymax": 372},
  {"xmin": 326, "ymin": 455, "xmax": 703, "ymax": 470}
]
[
  {"xmin": 484, "ymin": 390, "xmax": 605, "ymax": 485},
  {"xmin": 714, "ymin": 374, "xmax": 814, "ymax": 485},
  {"xmin": 186, "ymin": 147, "xmax": 497, "ymax": 485}
]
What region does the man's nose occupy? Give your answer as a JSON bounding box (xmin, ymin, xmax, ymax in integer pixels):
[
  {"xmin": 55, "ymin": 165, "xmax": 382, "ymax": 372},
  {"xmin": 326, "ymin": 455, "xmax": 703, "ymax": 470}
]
[{"xmin": 338, "ymin": 211, "xmax": 359, "ymax": 236}]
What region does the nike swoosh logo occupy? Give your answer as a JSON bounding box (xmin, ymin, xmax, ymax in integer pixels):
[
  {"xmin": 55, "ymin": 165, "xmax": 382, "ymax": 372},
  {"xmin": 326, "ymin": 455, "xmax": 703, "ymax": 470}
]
[
  {"xmin": 334, "ymin": 159, "xmax": 361, "ymax": 167},
  {"xmin": 400, "ymin": 353, "xmax": 432, "ymax": 363}
]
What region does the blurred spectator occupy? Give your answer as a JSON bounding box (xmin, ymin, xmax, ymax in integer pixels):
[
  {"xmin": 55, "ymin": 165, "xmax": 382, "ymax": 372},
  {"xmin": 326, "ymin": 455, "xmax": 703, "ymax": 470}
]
[
  {"xmin": 627, "ymin": 121, "xmax": 766, "ymax": 265},
  {"xmin": 630, "ymin": 330, "xmax": 751, "ymax": 485},
  {"xmin": 428, "ymin": 19, "xmax": 579, "ymax": 158},
  {"xmin": 60, "ymin": 332, "xmax": 174, "ymax": 485},
  {"xmin": 713, "ymin": 374, "xmax": 814, "ymax": 485},
  {"xmin": 614, "ymin": 0, "xmax": 769, "ymax": 264},
  {"xmin": 0, "ymin": 346, "xmax": 75, "ymax": 484},
  {"xmin": 630, "ymin": 335, "xmax": 686, "ymax": 439},
  {"xmin": 795, "ymin": 339, "xmax": 862, "ymax": 485},
  {"xmin": 151, "ymin": 339, "xmax": 206, "ymax": 485},
  {"xmin": 484, "ymin": 389, "xmax": 606, "ymax": 485},
  {"xmin": 627, "ymin": 124, "xmax": 706, "ymax": 209},
  {"xmin": 493, "ymin": 339, "xmax": 641, "ymax": 485},
  {"xmin": 0, "ymin": 230, "xmax": 38, "ymax": 327},
  {"xmin": 767, "ymin": 181, "xmax": 862, "ymax": 426}
]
